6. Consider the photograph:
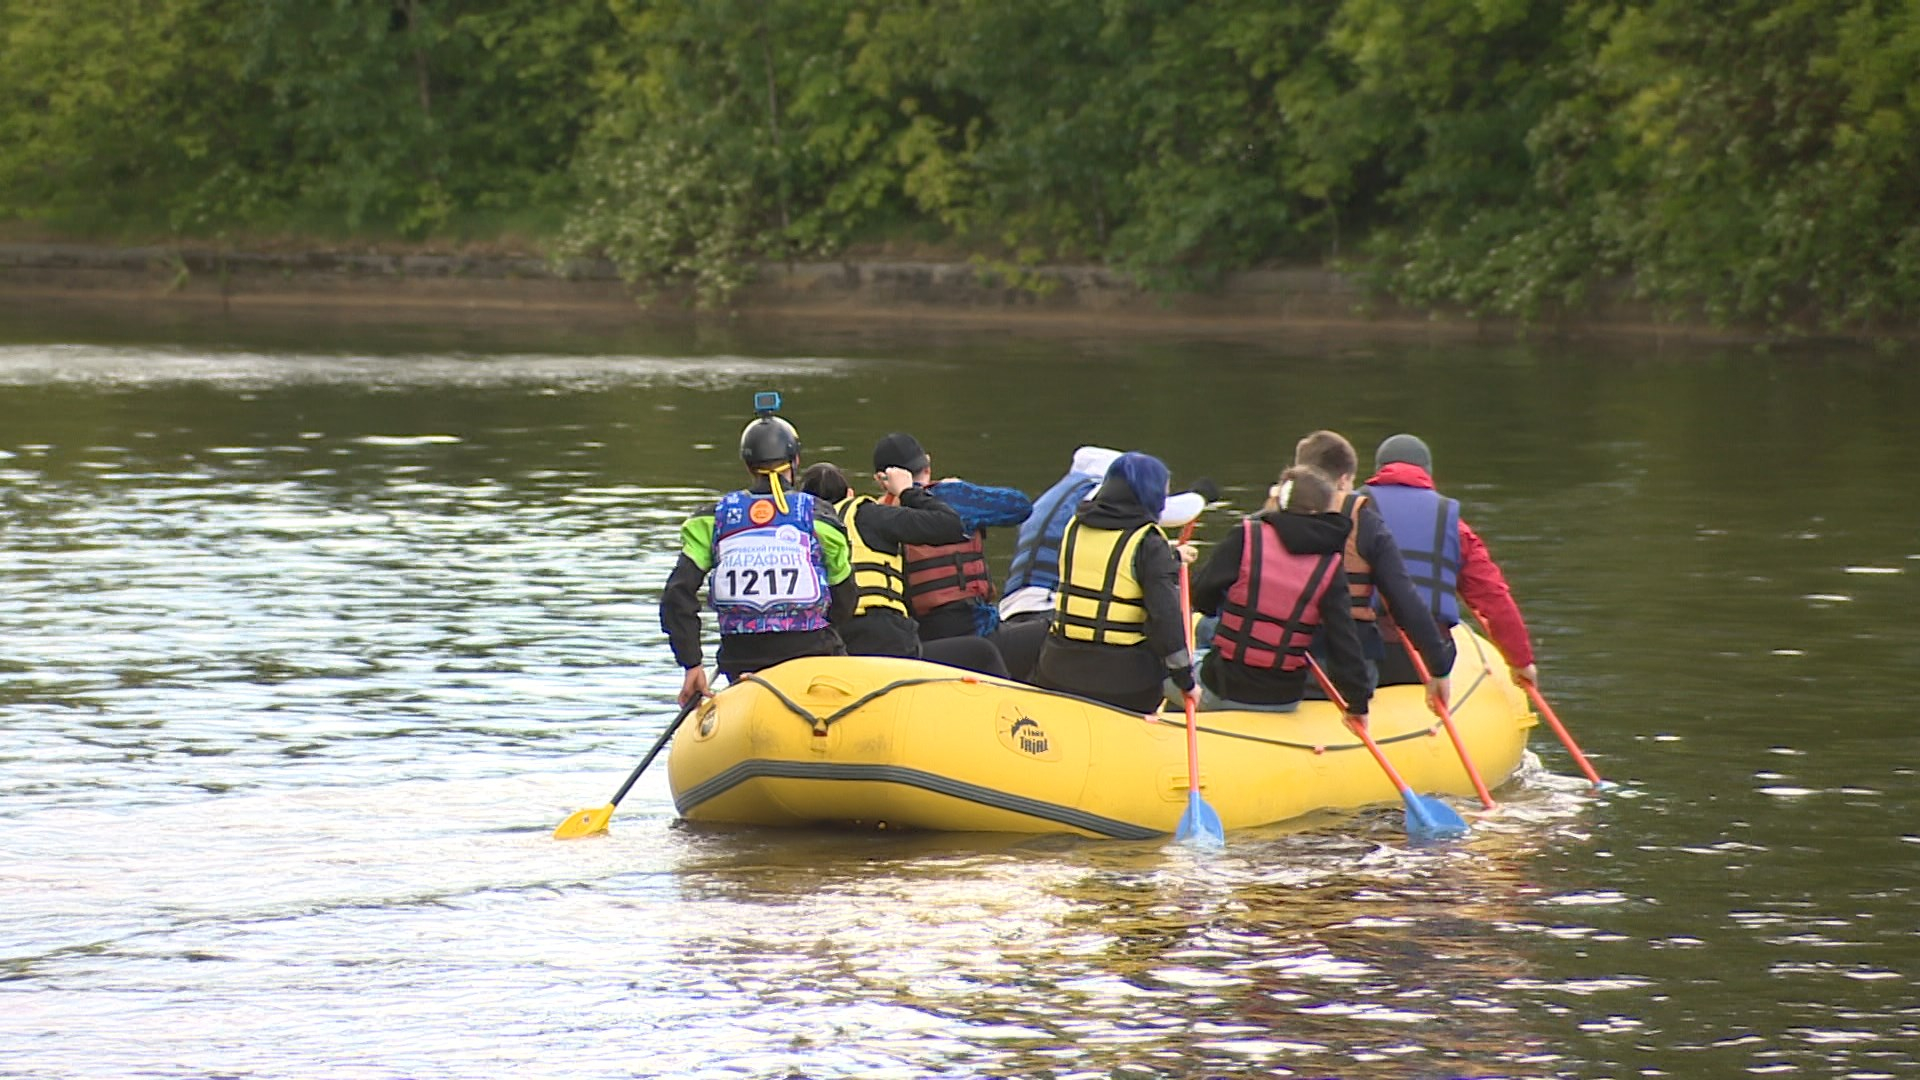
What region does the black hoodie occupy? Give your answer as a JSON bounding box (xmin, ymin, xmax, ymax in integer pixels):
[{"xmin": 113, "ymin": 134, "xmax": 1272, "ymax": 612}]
[
  {"xmin": 1189, "ymin": 510, "xmax": 1372, "ymax": 714},
  {"xmin": 837, "ymin": 485, "xmax": 966, "ymax": 657},
  {"xmin": 1030, "ymin": 483, "xmax": 1190, "ymax": 709}
]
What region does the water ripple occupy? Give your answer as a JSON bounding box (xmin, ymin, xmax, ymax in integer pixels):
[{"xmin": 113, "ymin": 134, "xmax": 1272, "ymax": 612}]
[{"xmin": 0, "ymin": 343, "xmax": 1914, "ymax": 1080}]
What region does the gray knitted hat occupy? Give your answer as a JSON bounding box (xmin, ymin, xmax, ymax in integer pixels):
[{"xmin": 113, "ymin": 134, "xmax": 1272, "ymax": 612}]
[{"xmin": 1374, "ymin": 433, "xmax": 1433, "ymax": 473}]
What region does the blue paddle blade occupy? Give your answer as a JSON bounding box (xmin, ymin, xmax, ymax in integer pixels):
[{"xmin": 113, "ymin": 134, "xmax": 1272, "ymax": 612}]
[
  {"xmin": 1175, "ymin": 791, "xmax": 1226, "ymax": 848},
  {"xmin": 1401, "ymin": 791, "xmax": 1470, "ymax": 843}
]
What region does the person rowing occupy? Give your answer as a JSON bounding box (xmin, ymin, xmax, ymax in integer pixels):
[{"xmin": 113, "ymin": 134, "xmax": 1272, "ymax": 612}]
[
  {"xmin": 1293, "ymin": 429, "xmax": 1453, "ymax": 711},
  {"xmin": 797, "ymin": 459, "xmax": 1009, "ymax": 677},
  {"xmin": 1189, "ymin": 465, "xmax": 1372, "ymax": 717},
  {"xmin": 1029, "ymin": 452, "xmax": 1198, "ymax": 713},
  {"xmin": 659, "ymin": 393, "xmax": 854, "ymax": 706},
  {"xmin": 1364, "ymin": 434, "xmax": 1537, "ymax": 691},
  {"xmin": 997, "ymin": 446, "xmax": 1213, "ymax": 681}
]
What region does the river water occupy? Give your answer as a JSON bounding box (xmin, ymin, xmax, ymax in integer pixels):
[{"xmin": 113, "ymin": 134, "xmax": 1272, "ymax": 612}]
[{"xmin": 0, "ymin": 305, "xmax": 1915, "ymax": 1079}]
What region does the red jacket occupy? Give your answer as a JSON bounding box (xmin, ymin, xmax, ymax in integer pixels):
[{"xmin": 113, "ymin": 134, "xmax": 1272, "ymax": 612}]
[{"xmin": 1365, "ymin": 462, "xmax": 1535, "ymax": 669}]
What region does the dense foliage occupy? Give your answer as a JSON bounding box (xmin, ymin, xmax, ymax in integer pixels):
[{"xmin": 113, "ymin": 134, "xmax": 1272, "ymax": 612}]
[{"xmin": 4, "ymin": 0, "xmax": 1916, "ymax": 329}]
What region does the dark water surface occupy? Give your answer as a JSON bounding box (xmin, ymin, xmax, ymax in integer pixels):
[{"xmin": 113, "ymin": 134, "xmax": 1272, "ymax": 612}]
[{"xmin": 1, "ymin": 304, "xmax": 1915, "ymax": 1079}]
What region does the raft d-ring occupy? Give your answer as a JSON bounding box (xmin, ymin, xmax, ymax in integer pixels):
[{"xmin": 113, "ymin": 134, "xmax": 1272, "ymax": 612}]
[{"xmin": 1313, "ymin": 745, "xmax": 1326, "ymax": 755}]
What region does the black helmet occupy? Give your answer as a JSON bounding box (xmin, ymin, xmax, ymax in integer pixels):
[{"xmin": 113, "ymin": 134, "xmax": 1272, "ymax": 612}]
[{"xmin": 739, "ymin": 416, "xmax": 800, "ymax": 468}]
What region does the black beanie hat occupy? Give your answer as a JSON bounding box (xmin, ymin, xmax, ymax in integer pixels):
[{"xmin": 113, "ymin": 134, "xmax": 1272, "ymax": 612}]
[
  {"xmin": 872, "ymin": 432, "xmax": 929, "ymax": 473},
  {"xmin": 1374, "ymin": 433, "xmax": 1433, "ymax": 473}
]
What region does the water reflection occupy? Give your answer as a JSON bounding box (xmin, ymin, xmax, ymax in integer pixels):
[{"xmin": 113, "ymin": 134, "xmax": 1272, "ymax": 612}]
[
  {"xmin": 0, "ymin": 329, "xmax": 1914, "ymax": 1078},
  {"xmin": 638, "ymin": 816, "xmax": 1599, "ymax": 1078}
]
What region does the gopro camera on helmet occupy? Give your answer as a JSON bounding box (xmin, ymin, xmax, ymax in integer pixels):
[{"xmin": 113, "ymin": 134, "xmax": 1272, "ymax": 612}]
[{"xmin": 739, "ymin": 391, "xmax": 800, "ymax": 468}]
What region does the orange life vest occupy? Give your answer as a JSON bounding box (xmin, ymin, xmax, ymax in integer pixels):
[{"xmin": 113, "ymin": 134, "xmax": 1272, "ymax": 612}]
[
  {"xmin": 904, "ymin": 530, "xmax": 992, "ymax": 615},
  {"xmin": 1340, "ymin": 491, "xmax": 1376, "ymax": 623}
]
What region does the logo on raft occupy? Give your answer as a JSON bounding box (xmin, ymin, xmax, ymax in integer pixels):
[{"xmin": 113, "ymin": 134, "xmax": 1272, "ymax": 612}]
[
  {"xmin": 1011, "ymin": 717, "xmax": 1048, "ymax": 755},
  {"xmin": 996, "ymin": 702, "xmax": 1059, "ymax": 761}
]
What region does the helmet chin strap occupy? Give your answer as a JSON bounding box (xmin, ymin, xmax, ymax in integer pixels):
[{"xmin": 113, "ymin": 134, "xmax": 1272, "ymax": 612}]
[{"xmin": 756, "ymin": 465, "xmax": 791, "ymax": 513}]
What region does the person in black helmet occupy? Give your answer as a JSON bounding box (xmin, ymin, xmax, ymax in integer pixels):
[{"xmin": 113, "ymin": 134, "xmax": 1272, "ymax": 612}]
[{"xmin": 659, "ymin": 402, "xmax": 857, "ymax": 706}]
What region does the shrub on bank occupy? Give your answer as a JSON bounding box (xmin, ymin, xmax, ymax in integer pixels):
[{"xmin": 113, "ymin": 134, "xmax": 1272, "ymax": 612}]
[{"xmin": 3, "ymin": 0, "xmax": 1917, "ymax": 331}]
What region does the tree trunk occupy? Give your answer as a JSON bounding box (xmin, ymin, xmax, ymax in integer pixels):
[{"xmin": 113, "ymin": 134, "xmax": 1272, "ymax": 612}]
[
  {"xmin": 404, "ymin": 0, "xmax": 433, "ymax": 119},
  {"xmin": 757, "ymin": 10, "xmax": 789, "ymax": 234}
]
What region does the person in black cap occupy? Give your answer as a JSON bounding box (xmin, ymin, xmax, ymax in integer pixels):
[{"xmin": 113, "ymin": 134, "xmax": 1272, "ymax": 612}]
[
  {"xmin": 869, "ymin": 432, "xmax": 1034, "ymax": 643},
  {"xmin": 811, "ymin": 444, "xmax": 963, "ymax": 657},
  {"xmin": 1363, "ymin": 433, "xmax": 1538, "ymax": 689},
  {"xmin": 659, "ymin": 401, "xmax": 857, "ymax": 706}
]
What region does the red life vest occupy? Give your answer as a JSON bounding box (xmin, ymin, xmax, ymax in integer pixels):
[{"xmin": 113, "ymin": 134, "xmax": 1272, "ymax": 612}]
[
  {"xmin": 904, "ymin": 530, "xmax": 993, "ymax": 615},
  {"xmin": 1212, "ymin": 518, "xmax": 1341, "ymax": 671},
  {"xmin": 1340, "ymin": 492, "xmax": 1376, "ymax": 623}
]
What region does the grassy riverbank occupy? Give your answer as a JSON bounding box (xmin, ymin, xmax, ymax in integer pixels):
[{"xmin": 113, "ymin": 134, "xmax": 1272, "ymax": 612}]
[{"xmin": 0, "ymin": 238, "xmax": 1811, "ymax": 349}]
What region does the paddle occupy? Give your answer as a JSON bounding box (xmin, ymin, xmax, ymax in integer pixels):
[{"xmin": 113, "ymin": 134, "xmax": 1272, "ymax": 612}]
[
  {"xmin": 553, "ymin": 689, "xmax": 705, "ymax": 840},
  {"xmin": 1524, "ymin": 682, "xmax": 1607, "ymax": 789},
  {"xmin": 1459, "ymin": 613, "xmax": 1608, "ymax": 790},
  {"xmin": 1304, "ymin": 653, "xmax": 1468, "ymax": 842},
  {"xmin": 1172, "ymin": 523, "xmax": 1224, "ymax": 847},
  {"xmin": 1395, "ymin": 624, "xmax": 1497, "ymax": 809}
]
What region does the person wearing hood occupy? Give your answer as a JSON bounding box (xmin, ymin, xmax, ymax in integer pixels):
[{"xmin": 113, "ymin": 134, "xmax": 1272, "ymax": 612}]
[
  {"xmin": 1030, "ymin": 452, "xmax": 1196, "ymax": 714},
  {"xmin": 993, "ymin": 446, "xmax": 1214, "ymax": 682},
  {"xmin": 1189, "ymin": 465, "xmax": 1372, "ymax": 717},
  {"xmin": 1364, "ymin": 433, "xmax": 1537, "ymax": 689},
  {"xmin": 999, "ymin": 445, "xmax": 1214, "ymax": 626}
]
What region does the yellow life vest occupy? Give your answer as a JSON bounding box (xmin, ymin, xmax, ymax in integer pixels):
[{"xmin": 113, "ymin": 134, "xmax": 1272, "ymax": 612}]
[
  {"xmin": 1052, "ymin": 518, "xmax": 1156, "ymax": 646},
  {"xmin": 835, "ymin": 495, "xmax": 910, "ymax": 617}
]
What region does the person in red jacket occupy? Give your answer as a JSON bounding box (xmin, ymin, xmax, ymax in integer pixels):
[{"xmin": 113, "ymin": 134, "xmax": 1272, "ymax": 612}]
[
  {"xmin": 1364, "ymin": 433, "xmax": 1538, "ymax": 689},
  {"xmin": 1294, "ymin": 429, "xmax": 1454, "ymax": 711}
]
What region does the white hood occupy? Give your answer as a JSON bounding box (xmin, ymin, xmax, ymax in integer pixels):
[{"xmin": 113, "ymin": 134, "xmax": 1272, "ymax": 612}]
[{"xmin": 1069, "ymin": 445, "xmax": 1121, "ymax": 480}]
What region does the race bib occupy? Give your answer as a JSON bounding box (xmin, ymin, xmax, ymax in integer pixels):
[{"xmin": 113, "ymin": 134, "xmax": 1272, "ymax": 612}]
[{"xmin": 712, "ymin": 524, "xmax": 825, "ymax": 608}]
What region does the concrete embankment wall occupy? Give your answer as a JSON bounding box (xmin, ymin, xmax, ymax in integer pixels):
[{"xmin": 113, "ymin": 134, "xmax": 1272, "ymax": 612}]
[{"xmin": 0, "ymin": 242, "xmax": 1752, "ymax": 343}]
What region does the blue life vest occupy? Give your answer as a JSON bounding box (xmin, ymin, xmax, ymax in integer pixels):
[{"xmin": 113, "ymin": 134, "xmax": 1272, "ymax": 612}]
[
  {"xmin": 710, "ymin": 489, "xmax": 831, "ymax": 635},
  {"xmin": 1003, "ymin": 474, "xmax": 1097, "ymax": 596},
  {"xmin": 1363, "ymin": 483, "xmax": 1462, "ymax": 626}
]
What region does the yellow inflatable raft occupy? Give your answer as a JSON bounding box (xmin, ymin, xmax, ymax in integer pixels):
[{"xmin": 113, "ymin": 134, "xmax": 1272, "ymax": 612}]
[{"xmin": 669, "ymin": 626, "xmax": 1536, "ymax": 837}]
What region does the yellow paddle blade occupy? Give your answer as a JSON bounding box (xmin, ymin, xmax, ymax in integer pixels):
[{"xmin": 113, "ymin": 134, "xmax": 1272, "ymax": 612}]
[{"xmin": 552, "ymin": 803, "xmax": 614, "ymax": 840}]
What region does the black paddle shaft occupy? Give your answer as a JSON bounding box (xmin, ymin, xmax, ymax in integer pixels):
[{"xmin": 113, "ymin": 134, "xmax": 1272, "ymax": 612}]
[{"xmin": 609, "ymin": 697, "xmax": 703, "ymax": 807}]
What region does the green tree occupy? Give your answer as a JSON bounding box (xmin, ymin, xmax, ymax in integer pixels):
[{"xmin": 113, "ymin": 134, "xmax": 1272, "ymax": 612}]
[
  {"xmin": 0, "ymin": 0, "xmax": 251, "ymax": 228},
  {"xmin": 8, "ymin": 0, "xmax": 1920, "ymax": 330},
  {"xmin": 1, "ymin": 0, "xmax": 610, "ymax": 237},
  {"xmin": 1587, "ymin": 0, "xmax": 1920, "ymax": 327},
  {"xmin": 561, "ymin": 0, "xmax": 928, "ymax": 302}
]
